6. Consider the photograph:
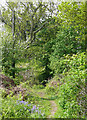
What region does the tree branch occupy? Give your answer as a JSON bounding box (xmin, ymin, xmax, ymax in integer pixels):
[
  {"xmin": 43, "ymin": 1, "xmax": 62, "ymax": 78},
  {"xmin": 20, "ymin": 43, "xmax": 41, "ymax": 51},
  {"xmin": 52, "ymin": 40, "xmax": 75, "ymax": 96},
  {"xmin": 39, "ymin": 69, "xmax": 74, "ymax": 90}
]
[
  {"xmin": 34, "ymin": 21, "xmax": 48, "ymax": 34},
  {"xmin": 0, "ymin": 15, "xmax": 12, "ymax": 28},
  {"xmin": 34, "ymin": 3, "xmax": 42, "ymax": 13},
  {"xmin": 6, "ymin": 2, "xmax": 14, "ymax": 11}
]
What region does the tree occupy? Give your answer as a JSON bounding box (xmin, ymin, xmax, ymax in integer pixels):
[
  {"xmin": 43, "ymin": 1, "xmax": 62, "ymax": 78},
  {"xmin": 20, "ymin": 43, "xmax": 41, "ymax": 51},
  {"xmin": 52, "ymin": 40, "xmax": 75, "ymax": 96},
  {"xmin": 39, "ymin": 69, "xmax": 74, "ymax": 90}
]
[
  {"xmin": 0, "ymin": 1, "xmax": 57, "ymax": 47},
  {"xmin": 48, "ymin": 1, "xmax": 86, "ymax": 75},
  {"xmin": 0, "ymin": 1, "xmax": 58, "ymax": 78},
  {"xmin": 57, "ymin": 1, "xmax": 86, "ymax": 51},
  {"xmin": 1, "ymin": 29, "xmax": 24, "ymax": 77},
  {"xmin": 49, "ymin": 26, "xmax": 82, "ymax": 74},
  {"xmin": 27, "ymin": 17, "xmax": 59, "ymax": 83}
]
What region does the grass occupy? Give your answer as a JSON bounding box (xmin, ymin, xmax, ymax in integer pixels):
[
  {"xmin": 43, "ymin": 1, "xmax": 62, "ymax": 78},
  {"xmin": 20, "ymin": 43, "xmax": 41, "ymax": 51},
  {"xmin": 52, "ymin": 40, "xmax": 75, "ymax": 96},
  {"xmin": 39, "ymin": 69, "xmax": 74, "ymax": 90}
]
[
  {"xmin": 28, "ymin": 85, "xmax": 60, "ymax": 118},
  {"xmin": 0, "ymin": 70, "xmax": 59, "ymax": 119},
  {"xmin": 26, "ymin": 86, "xmax": 51, "ymax": 117},
  {"xmin": 1, "ymin": 84, "xmax": 52, "ymax": 118},
  {"xmin": 54, "ymin": 99, "xmax": 64, "ymax": 118}
]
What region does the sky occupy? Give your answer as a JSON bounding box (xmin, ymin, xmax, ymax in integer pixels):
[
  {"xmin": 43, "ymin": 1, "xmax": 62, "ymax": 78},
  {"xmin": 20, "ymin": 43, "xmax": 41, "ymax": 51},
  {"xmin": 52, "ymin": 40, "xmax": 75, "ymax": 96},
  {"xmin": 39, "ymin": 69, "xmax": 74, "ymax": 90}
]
[
  {"xmin": 0, "ymin": 0, "xmax": 58, "ymax": 3},
  {"xmin": 0, "ymin": 0, "xmax": 6, "ymax": 31},
  {"xmin": 0, "ymin": 0, "xmax": 86, "ymax": 5},
  {"xmin": 0, "ymin": 0, "xmax": 6, "ymax": 6}
]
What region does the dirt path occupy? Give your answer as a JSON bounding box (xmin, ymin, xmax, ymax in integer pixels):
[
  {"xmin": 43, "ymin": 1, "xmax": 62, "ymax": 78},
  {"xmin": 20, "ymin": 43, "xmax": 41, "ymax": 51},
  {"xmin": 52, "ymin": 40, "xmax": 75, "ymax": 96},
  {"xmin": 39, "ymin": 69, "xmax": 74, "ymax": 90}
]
[
  {"xmin": 48, "ymin": 100, "xmax": 57, "ymax": 118},
  {"xmin": 37, "ymin": 92, "xmax": 45, "ymax": 98},
  {"xmin": 36, "ymin": 91, "xmax": 57, "ymax": 118}
]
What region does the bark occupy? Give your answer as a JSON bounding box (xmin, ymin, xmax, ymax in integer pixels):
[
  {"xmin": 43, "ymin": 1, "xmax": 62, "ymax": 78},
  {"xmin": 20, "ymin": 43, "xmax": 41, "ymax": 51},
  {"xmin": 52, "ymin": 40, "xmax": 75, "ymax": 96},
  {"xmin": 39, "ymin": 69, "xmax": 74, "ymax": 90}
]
[{"xmin": 12, "ymin": 10, "xmax": 15, "ymax": 78}]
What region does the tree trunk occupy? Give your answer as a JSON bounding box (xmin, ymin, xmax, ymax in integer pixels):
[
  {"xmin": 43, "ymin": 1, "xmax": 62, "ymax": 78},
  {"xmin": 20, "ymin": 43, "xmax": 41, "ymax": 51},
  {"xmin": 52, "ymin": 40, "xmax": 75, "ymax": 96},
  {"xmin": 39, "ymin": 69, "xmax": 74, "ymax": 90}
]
[
  {"xmin": 12, "ymin": 59, "xmax": 15, "ymax": 78},
  {"xmin": 12, "ymin": 10, "xmax": 15, "ymax": 78}
]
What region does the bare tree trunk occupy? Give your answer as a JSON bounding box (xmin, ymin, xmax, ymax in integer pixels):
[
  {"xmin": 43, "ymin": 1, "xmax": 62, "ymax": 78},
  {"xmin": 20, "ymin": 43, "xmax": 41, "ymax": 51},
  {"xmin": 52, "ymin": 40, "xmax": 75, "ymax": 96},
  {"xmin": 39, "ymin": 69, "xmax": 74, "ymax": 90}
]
[{"xmin": 12, "ymin": 10, "xmax": 15, "ymax": 78}]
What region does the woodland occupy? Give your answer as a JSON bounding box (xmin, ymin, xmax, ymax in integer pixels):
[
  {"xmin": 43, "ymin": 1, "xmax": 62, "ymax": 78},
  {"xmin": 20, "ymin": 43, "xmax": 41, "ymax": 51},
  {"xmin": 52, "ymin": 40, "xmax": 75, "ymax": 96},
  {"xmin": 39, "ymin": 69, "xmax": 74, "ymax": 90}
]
[{"xmin": 0, "ymin": 1, "xmax": 86, "ymax": 119}]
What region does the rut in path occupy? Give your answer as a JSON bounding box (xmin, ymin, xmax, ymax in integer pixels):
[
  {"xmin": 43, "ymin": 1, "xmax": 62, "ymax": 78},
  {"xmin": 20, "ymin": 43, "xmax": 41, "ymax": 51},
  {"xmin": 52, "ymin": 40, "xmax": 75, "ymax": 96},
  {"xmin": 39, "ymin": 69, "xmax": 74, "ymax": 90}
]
[
  {"xmin": 48, "ymin": 100, "xmax": 57, "ymax": 118},
  {"xmin": 37, "ymin": 91, "xmax": 57, "ymax": 118}
]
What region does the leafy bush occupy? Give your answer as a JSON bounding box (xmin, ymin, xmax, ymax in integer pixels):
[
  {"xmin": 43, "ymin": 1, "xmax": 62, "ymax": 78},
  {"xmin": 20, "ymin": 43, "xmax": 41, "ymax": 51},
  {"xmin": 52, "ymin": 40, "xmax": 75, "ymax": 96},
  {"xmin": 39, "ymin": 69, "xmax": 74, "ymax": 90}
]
[
  {"xmin": 55, "ymin": 52, "xmax": 86, "ymax": 118},
  {"xmin": 2, "ymin": 33, "xmax": 25, "ymax": 78},
  {"xmin": 33, "ymin": 84, "xmax": 45, "ymax": 89},
  {"xmin": 49, "ymin": 26, "xmax": 82, "ymax": 74},
  {"xmin": 45, "ymin": 86, "xmax": 55, "ymax": 95},
  {"xmin": 45, "ymin": 80, "xmax": 59, "ymax": 95},
  {"xmin": 1, "ymin": 89, "xmax": 8, "ymax": 98}
]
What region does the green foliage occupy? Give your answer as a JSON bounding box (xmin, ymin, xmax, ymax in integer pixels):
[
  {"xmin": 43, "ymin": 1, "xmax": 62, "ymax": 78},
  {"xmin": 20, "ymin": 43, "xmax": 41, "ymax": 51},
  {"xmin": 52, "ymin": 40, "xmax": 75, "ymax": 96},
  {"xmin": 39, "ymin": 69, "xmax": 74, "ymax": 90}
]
[
  {"xmin": 1, "ymin": 89, "xmax": 8, "ymax": 98},
  {"xmin": 26, "ymin": 20, "xmax": 57, "ymax": 82},
  {"xmin": 45, "ymin": 86, "xmax": 56, "ymax": 95},
  {"xmin": 57, "ymin": 2, "xmax": 86, "ymax": 49},
  {"xmin": 0, "ymin": 1, "xmax": 86, "ymax": 118},
  {"xmin": 58, "ymin": 2, "xmax": 86, "ymax": 31},
  {"xmin": 1, "ymin": 1, "xmax": 57, "ymax": 79},
  {"xmin": 1, "ymin": 96, "xmax": 45, "ymax": 118},
  {"xmin": 1, "ymin": 85, "xmax": 51, "ymax": 118},
  {"xmin": 1, "ymin": 32, "xmax": 24, "ymax": 78},
  {"xmin": 13, "ymin": 78, "xmax": 21, "ymax": 85},
  {"xmin": 45, "ymin": 80, "xmax": 59, "ymax": 95},
  {"xmin": 49, "ymin": 26, "xmax": 83, "ymax": 74},
  {"xmin": 33, "ymin": 84, "xmax": 45, "ymax": 89},
  {"xmin": 55, "ymin": 52, "xmax": 86, "ymax": 118}
]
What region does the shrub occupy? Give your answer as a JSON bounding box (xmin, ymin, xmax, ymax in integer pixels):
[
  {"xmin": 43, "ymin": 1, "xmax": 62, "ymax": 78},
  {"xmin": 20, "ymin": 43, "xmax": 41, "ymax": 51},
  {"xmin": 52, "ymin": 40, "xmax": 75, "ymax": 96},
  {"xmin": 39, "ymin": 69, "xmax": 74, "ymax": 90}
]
[
  {"xmin": 49, "ymin": 26, "xmax": 82, "ymax": 74},
  {"xmin": 33, "ymin": 84, "xmax": 45, "ymax": 89},
  {"xmin": 45, "ymin": 80, "xmax": 59, "ymax": 95},
  {"xmin": 45, "ymin": 86, "xmax": 55, "ymax": 95},
  {"xmin": 56, "ymin": 52, "xmax": 86, "ymax": 118}
]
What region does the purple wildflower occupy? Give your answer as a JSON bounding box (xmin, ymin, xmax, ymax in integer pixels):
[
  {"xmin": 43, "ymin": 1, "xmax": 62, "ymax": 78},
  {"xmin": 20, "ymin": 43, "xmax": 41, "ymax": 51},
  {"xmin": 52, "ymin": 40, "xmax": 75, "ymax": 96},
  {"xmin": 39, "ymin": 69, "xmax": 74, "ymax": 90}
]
[
  {"xmin": 19, "ymin": 100, "xmax": 28, "ymax": 105},
  {"xmin": 28, "ymin": 104, "xmax": 31, "ymax": 106},
  {"xmin": 24, "ymin": 107, "xmax": 26, "ymax": 110},
  {"xmin": 33, "ymin": 105, "xmax": 36, "ymax": 109},
  {"xmin": 31, "ymin": 105, "xmax": 36, "ymax": 113},
  {"xmin": 37, "ymin": 107, "xmax": 39, "ymax": 109},
  {"xmin": 31, "ymin": 107, "xmax": 35, "ymax": 112},
  {"xmin": 23, "ymin": 101, "xmax": 28, "ymax": 105},
  {"xmin": 41, "ymin": 113, "xmax": 44, "ymax": 116},
  {"xmin": 35, "ymin": 110, "xmax": 38, "ymax": 112},
  {"xmin": 28, "ymin": 109, "xmax": 30, "ymax": 111}
]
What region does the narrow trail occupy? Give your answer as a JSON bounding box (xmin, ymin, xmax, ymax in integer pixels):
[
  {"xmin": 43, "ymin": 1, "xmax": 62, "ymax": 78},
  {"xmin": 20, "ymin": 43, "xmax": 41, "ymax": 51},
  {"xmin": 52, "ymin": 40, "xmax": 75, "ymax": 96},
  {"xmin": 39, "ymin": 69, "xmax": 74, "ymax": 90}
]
[
  {"xmin": 36, "ymin": 91, "xmax": 57, "ymax": 118},
  {"xmin": 48, "ymin": 100, "xmax": 57, "ymax": 118}
]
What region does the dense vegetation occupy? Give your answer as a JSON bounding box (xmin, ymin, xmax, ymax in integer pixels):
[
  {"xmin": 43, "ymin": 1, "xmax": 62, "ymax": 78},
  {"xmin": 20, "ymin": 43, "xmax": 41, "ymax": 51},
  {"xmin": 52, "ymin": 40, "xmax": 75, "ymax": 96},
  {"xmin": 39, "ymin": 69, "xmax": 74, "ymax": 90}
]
[{"xmin": 0, "ymin": 1, "xmax": 86, "ymax": 119}]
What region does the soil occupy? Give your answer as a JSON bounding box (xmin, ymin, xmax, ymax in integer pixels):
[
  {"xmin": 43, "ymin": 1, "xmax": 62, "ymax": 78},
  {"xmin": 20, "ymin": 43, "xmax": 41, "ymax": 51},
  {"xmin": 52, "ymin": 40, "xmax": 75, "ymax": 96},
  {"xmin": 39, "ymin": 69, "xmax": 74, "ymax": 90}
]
[
  {"xmin": 38, "ymin": 92, "xmax": 45, "ymax": 97},
  {"xmin": 37, "ymin": 91, "xmax": 57, "ymax": 118},
  {"xmin": 0, "ymin": 74, "xmax": 27, "ymax": 98},
  {"xmin": 0, "ymin": 74, "xmax": 16, "ymax": 89},
  {"xmin": 48, "ymin": 100, "xmax": 57, "ymax": 118}
]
